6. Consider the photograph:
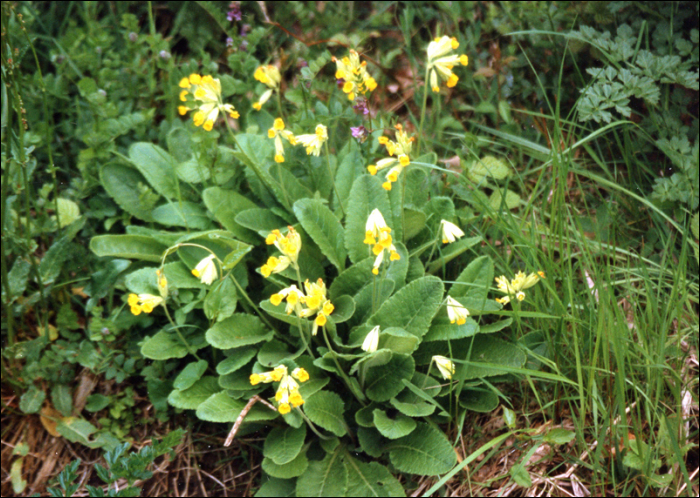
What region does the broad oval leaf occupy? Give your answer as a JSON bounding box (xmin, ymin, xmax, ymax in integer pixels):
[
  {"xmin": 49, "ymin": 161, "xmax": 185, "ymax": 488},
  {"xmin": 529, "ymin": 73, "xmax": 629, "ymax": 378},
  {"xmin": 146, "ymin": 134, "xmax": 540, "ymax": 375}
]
[
  {"xmin": 364, "ymin": 353, "xmax": 415, "ymax": 402},
  {"xmin": 388, "ymin": 422, "xmax": 457, "ymax": 476},
  {"xmin": 128, "ymin": 142, "xmax": 180, "ymax": 199},
  {"xmin": 100, "ymin": 162, "xmax": 156, "ymax": 222},
  {"xmin": 343, "ymin": 457, "xmax": 405, "ymax": 497},
  {"xmin": 261, "ymin": 452, "xmax": 309, "ymax": 479},
  {"xmin": 293, "ymin": 199, "xmax": 346, "ymax": 272},
  {"xmin": 303, "ymin": 390, "xmax": 346, "ymax": 437},
  {"xmin": 90, "ymin": 235, "xmax": 167, "ymax": 262},
  {"xmin": 206, "ymin": 314, "xmax": 273, "ymax": 349},
  {"xmin": 151, "ymin": 201, "xmax": 211, "ymax": 229},
  {"xmin": 168, "ymin": 376, "xmax": 221, "ymax": 410},
  {"xmin": 264, "ymin": 425, "xmax": 307, "ymax": 465},
  {"xmin": 173, "ymin": 360, "xmax": 208, "ymax": 390},
  {"xmin": 141, "ymin": 330, "xmax": 190, "ymax": 360},
  {"xmin": 367, "ymin": 276, "xmax": 444, "ymax": 339},
  {"xmin": 449, "ymin": 255, "xmax": 493, "ymax": 300},
  {"xmin": 295, "ymin": 451, "xmax": 348, "ymax": 497},
  {"xmin": 196, "ymin": 391, "xmax": 278, "ymax": 423},
  {"xmin": 373, "ymin": 409, "xmax": 417, "ymax": 439},
  {"xmin": 202, "ymin": 187, "xmax": 259, "ymax": 244}
]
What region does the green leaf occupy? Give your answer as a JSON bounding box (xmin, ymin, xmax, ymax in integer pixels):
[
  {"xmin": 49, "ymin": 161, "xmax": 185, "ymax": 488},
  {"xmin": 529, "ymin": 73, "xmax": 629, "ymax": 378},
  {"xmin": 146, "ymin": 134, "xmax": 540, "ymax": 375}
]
[
  {"xmin": 293, "ymin": 199, "xmax": 346, "ymax": 272},
  {"xmin": 10, "ymin": 458, "xmax": 27, "ymax": 495},
  {"xmin": 423, "ymin": 317, "xmax": 479, "ymax": 342},
  {"xmin": 260, "ymin": 299, "xmax": 302, "ymax": 326},
  {"xmin": 141, "ymin": 330, "xmax": 190, "ymax": 360},
  {"xmin": 168, "ymin": 376, "xmax": 221, "ymax": 410},
  {"xmin": 128, "ymin": 142, "xmax": 180, "ymax": 199},
  {"xmin": 51, "ymin": 384, "xmax": 73, "ymax": 417},
  {"xmin": 543, "ymin": 428, "xmax": 576, "ymax": 445},
  {"xmin": 39, "ymin": 236, "xmax": 72, "ymax": 285},
  {"xmin": 450, "ymin": 256, "xmax": 493, "ymax": 300},
  {"xmin": 334, "ymin": 141, "xmax": 366, "ymax": 211},
  {"xmin": 55, "ymin": 198, "xmax": 81, "ymax": 226},
  {"xmin": 510, "ymin": 464, "xmax": 532, "ymax": 487},
  {"xmin": 458, "ymin": 389, "xmax": 499, "ymax": 413},
  {"xmin": 426, "ymin": 235, "xmax": 481, "ymax": 274},
  {"xmin": 196, "ymin": 391, "xmax": 279, "ymax": 423},
  {"xmin": 232, "ymin": 134, "xmax": 290, "ymax": 209},
  {"xmin": 262, "ymin": 452, "xmax": 309, "ymax": 479},
  {"xmin": 56, "ymin": 417, "xmax": 98, "ymax": 446},
  {"xmin": 206, "ymin": 314, "xmax": 273, "ymax": 349},
  {"xmin": 296, "ymin": 450, "xmax": 348, "ymax": 497},
  {"xmin": 173, "ymin": 360, "xmax": 209, "ymax": 390},
  {"xmin": 100, "ymin": 162, "xmax": 156, "ymax": 222},
  {"xmin": 329, "ymin": 257, "xmax": 374, "ymax": 299},
  {"xmin": 379, "ymin": 327, "xmax": 420, "ymax": 354},
  {"xmin": 402, "ymin": 208, "xmax": 427, "ymax": 241},
  {"xmin": 303, "ymin": 391, "xmax": 347, "ymax": 437},
  {"xmin": 460, "ymin": 336, "xmax": 527, "ymax": 379},
  {"xmin": 216, "ymin": 348, "xmax": 257, "ymax": 375},
  {"xmin": 349, "ymin": 279, "xmax": 395, "ymax": 327},
  {"xmin": 373, "ymin": 409, "xmax": 417, "ymax": 439},
  {"xmin": 343, "ymin": 457, "xmax": 405, "ymax": 497},
  {"xmin": 330, "ymin": 295, "xmax": 355, "ymax": 323},
  {"xmin": 90, "ymin": 235, "xmax": 167, "ymax": 262},
  {"xmin": 367, "ymin": 276, "xmax": 444, "ymax": 338},
  {"xmin": 387, "ymin": 422, "xmax": 457, "ymax": 476},
  {"xmin": 469, "ymin": 155, "xmax": 512, "ymax": 182},
  {"xmin": 235, "ymin": 208, "xmax": 288, "ymax": 236},
  {"xmin": 85, "ymin": 394, "xmax": 110, "ymax": 412},
  {"xmin": 345, "ymin": 175, "xmax": 391, "ymax": 264},
  {"xmin": 202, "ymin": 187, "xmax": 260, "ymax": 244},
  {"xmin": 357, "ymin": 427, "xmax": 386, "ymax": 458},
  {"xmin": 151, "ymin": 201, "xmax": 211, "ymax": 229},
  {"xmin": 204, "ymin": 277, "xmax": 238, "ymax": 322},
  {"xmin": 364, "ymin": 353, "xmax": 415, "ymax": 402},
  {"xmin": 264, "ymin": 425, "xmax": 307, "ymax": 465},
  {"xmin": 489, "ymin": 189, "xmax": 521, "ymax": 210},
  {"xmin": 19, "ymin": 386, "xmax": 45, "ymax": 414},
  {"xmin": 479, "ymin": 318, "xmax": 513, "ymax": 334},
  {"xmin": 255, "ymin": 477, "xmax": 296, "ymax": 497},
  {"xmin": 389, "ymin": 398, "xmax": 436, "ymax": 418}
]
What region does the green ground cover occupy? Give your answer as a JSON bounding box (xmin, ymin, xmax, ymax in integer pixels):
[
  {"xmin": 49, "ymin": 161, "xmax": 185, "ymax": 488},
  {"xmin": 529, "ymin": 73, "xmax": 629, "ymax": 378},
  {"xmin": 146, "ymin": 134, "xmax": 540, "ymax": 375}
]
[{"xmin": 2, "ymin": 1, "xmax": 697, "ymax": 496}]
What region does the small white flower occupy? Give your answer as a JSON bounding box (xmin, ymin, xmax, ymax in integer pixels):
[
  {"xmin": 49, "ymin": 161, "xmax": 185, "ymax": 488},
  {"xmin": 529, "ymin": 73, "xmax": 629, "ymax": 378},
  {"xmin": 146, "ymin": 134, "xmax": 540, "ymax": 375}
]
[
  {"xmin": 362, "ymin": 326, "xmax": 380, "ymax": 352},
  {"xmin": 440, "ymin": 219, "xmax": 465, "ymax": 244},
  {"xmin": 192, "ymin": 254, "xmax": 218, "ymax": 285},
  {"xmin": 433, "ymin": 355, "xmax": 455, "ymax": 380},
  {"xmin": 446, "ymin": 296, "xmax": 469, "ymax": 325}
]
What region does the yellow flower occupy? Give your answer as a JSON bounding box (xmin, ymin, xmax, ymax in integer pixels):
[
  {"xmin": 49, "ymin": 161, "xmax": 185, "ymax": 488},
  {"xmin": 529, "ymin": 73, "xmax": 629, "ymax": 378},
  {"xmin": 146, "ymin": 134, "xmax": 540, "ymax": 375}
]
[
  {"xmin": 252, "ymin": 364, "xmax": 309, "ymax": 413},
  {"xmin": 268, "ymin": 118, "xmax": 297, "ymax": 163},
  {"xmin": 270, "ymin": 284, "xmax": 304, "ymax": 315},
  {"xmin": 362, "ymin": 326, "xmax": 380, "ymax": 352},
  {"xmin": 296, "ymin": 124, "xmax": 328, "ymax": 156},
  {"xmin": 299, "ymin": 279, "xmax": 334, "ymax": 335},
  {"xmin": 368, "ymin": 124, "xmax": 414, "ymax": 190},
  {"xmin": 260, "ymin": 255, "xmax": 291, "ymax": 278},
  {"xmin": 445, "ymin": 296, "xmax": 469, "ymax": 325},
  {"xmin": 440, "ymin": 219, "xmax": 465, "ymax": 244},
  {"xmin": 253, "ymin": 65, "xmax": 281, "ymax": 111},
  {"xmin": 364, "ymin": 208, "xmax": 400, "ymax": 274},
  {"xmin": 433, "ymin": 355, "xmax": 455, "ymax": 380},
  {"xmin": 127, "ymin": 293, "xmax": 163, "ymax": 315},
  {"xmin": 266, "ymin": 226, "xmax": 302, "ymax": 263},
  {"xmin": 332, "ymin": 49, "xmax": 377, "ymax": 101},
  {"xmin": 178, "ymin": 73, "xmax": 239, "ymax": 131},
  {"xmin": 495, "ymin": 271, "xmax": 545, "ymax": 305},
  {"xmin": 192, "ymin": 254, "xmax": 218, "ymax": 285},
  {"xmin": 426, "ymin": 36, "xmax": 469, "ymax": 93},
  {"xmin": 156, "ymin": 268, "xmax": 168, "ymax": 298}
]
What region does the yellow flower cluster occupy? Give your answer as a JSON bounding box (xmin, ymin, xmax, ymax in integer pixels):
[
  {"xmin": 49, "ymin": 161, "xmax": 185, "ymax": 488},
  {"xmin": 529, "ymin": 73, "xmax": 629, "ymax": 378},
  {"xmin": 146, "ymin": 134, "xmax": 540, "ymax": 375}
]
[
  {"xmin": 253, "ymin": 65, "xmax": 281, "ymax": 111},
  {"xmin": 367, "ymin": 124, "xmax": 415, "ymax": 191},
  {"xmin": 333, "ymin": 49, "xmax": 378, "ymax": 101},
  {"xmin": 268, "ymin": 118, "xmax": 297, "ymax": 163},
  {"xmin": 191, "ymin": 254, "xmax": 218, "ymax": 285},
  {"xmin": 250, "ymin": 365, "xmax": 309, "ymax": 414},
  {"xmin": 271, "ymin": 279, "xmax": 334, "ymax": 336},
  {"xmin": 426, "ymin": 36, "xmax": 469, "ymax": 92},
  {"xmin": 445, "ymin": 296, "xmax": 469, "ymax": 325},
  {"xmin": 296, "ymin": 124, "xmax": 328, "ymax": 156},
  {"xmin": 128, "ymin": 293, "xmax": 163, "ymax": 315},
  {"xmin": 495, "ymin": 271, "xmax": 545, "ymax": 305},
  {"xmin": 261, "ymin": 227, "xmax": 302, "ymax": 277},
  {"xmin": 363, "ymin": 208, "xmax": 400, "ymax": 275},
  {"xmin": 178, "ymin": 74, "xmax": 239, "ymax": 131}
]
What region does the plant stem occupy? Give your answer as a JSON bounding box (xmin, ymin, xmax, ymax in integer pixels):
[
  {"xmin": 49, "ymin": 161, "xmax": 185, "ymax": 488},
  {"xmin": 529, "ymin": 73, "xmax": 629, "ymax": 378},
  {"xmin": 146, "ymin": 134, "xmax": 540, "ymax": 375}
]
[
  {"xmin": 416, "ymin": 66, "xmax": 430, "ymax": 156},
  {"xmin": 324, "ymin": 141, "xmax": 345, "ymax": 218}
]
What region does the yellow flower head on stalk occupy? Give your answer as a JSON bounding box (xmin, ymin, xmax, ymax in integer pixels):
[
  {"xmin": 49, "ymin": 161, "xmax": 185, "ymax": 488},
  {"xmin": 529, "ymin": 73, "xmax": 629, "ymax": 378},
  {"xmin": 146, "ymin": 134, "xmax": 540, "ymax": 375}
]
[
  {"xmin": 250, "ymin": 364, "xmax": 309, "ymax": 414},
  {"xmin": 445, "ymin": 296, "xmax": 469, "ymax": 325},
  {"xmin": 494, "ymin": 271, "xmax": 545, "ymax": 305},
  {"xmin": 192, "ymin": 254, "xmax": 218, "ymax": 285},
  {"xmin": 432, "ymin": 355, "xmax": 456, "ymax": 380},
  {"xmin": 367, "ymin": 124, "xmax": 414, "ymax": 190},
  {"xmin": 270, "ymin": 284, "xmax": 305, "ymax": 316},
  {"xmin": 268, "ymin": 118, "xmax": 298, "ymax": 163},
  {"xmin": 253, "ymin": 65, "xmax": 281, "ymax": 111},
  {"xmin": 332, "ymin": 49, "xmax": 378, "ymax": 101},
  {"xmin": 261, "ymin": 226, "xmax": 302, "ymax": 277},
  {"xmin": 426, "ymin": 35, "xmax": 469, "ymax": 92},
  {"xmin": 371, "ymin": 241, "xmax": 401, "ymax": 275},
  {"xmin": 127, "ymin": 293, "xmax": 163, "ymax": 316},
  {"xmin": 299, "ymin": 279, "xmax": 334, "ymax": 335},
  {"xmin": 296, "ymin": 124, "xmax": 328, "ymax": 156},
  {"xmin": 440, "ymin": 219, "xmax": 465, "ymax": 244},
  {"xmin": 178, "ymin": 73, "xmax": 240, "ymax": 131},
  {"xmin": 363, "ymin": 208, "xmax": 400, "ymax": 274}
]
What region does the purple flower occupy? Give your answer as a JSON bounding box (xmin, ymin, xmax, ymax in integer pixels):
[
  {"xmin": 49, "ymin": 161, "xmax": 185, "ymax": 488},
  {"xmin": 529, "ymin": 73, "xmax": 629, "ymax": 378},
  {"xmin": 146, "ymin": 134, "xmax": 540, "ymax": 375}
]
[
  {"xmin": 353, "ymin": 97, "xmax": 369, "ymax": 116},
  {"xmin": 227, "ymin": 2, "xmax": 242, "ymax": 21},
  {"xmin": 351, "ymin": 125, "xmax": 368, "ymax": 142},
  {"xmin": 226, "ymin": 37, "xmax": 234, "ymax": 47}
]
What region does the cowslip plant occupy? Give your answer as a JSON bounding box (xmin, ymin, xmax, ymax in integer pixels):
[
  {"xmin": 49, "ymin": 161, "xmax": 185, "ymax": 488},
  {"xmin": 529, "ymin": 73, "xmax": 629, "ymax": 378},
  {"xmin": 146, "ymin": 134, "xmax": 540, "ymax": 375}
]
[{"xmin": 89, "ymin": 28, "xmax": 548, "ymax": 496}]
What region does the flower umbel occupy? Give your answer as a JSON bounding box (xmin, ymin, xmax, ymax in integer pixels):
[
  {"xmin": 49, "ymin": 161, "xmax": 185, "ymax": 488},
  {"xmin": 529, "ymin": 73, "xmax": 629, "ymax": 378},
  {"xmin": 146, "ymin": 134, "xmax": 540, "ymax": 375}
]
[
  {"xmin": 296, "ymin": 124, "xmax": 328, "ymax": 156},
  {"xmin": 367, "ymin": 124, "xmax": 414, "ymax": 190},
  {"xmin": 426, "ymin": 36, "xmax": 469, "ymax": 93},
  {"xmin": 270, "ymin": 284, "xmax": 304, "ymax": 316},
  {"xmin": 250, "ymin": 365, "xmax": 310, "ymax": 414},
  {"xmin": 363, "ymin": 208, "xmax": 400, "ymax": 274},
  {"xmin": 446, "ymin": 296, "xmax": 469, "ymax": 325},
  {"xmin": 440, "ymin": 219, "xmax": 465, "ymax": 244},
  {"xmin": 495, "ymin": 271, "xmax": 545, "ymax": 305},
  {"xmin": 192, "ymin": 254, "xmax": 218, "ymax": 285},
  {"xmin": 299, "ymin": 279, "xmax": 334, "ymax": 335},
  {"xmin": 253, "ymin": 65, "xmax": 281, "ymax": 111},
  {"xmin": 433, "ymin": 355, "xmax": 455, "ymax": 380},
  {"xmin": 128, "ymin": 293, "xmax": 163, "ymax": 316},
  {"xmin": 178, "ymin": 73, "xmax": 239, "ymax": 131},
  {"xmin": 268, "ymin": 118, "xmax": 297, "ymax": 163},
  {"xmin": 333, "ymin": 49, "xmax": 378, "ymax": 101},
  {"xmin": 261, "ymin": 226, "xmax": 301, "ymax": 277}
]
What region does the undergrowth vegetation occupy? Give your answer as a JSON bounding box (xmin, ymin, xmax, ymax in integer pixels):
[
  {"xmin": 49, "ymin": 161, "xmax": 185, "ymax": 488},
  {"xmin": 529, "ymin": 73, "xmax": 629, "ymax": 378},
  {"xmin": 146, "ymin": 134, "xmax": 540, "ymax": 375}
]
[{"xmin": 2, "ymin": 1, "xmax": 698, "ymax": 496}]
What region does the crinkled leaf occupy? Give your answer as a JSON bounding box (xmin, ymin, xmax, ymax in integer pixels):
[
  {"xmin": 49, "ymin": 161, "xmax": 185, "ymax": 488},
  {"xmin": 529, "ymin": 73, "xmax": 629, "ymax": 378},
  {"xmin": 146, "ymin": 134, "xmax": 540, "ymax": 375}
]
[
  {"xmin": 151, "ymin": 201, "xmax": 211, "ymax": 229},
  {"xmin": 387, "ymin": 422, "xmax": 457, "ymax": 476},
  {"xmin": 128, "ymin": 142, "xmax": 180, "ymax": 199},
  {"xmin": 173, "ymin": 360, "xmax": 209, "ymax": 390},
  {"xmin": 345, "ymin": 175, "xmax": 391, "ymax": 264},
  {"xmin": 343, "ymin": 457, "xmax": 405, "ymax": 497},
  {"xmin": 100, "ymin": 162, "xmax": 156, "ymax": 222},
  {"xmin": 90, "ymin": 235, "xmax": 167, "ymax": 262},
  {"xmin": 458, "ymin": 389, "xmax": 499, "ymax": 413},
  {"xmin": 216, "ymin": 348, "xmax": 257, "ymax": 375},
  {"xmin": 141, "ymin": 330, "xmax": 190, "ymax": 360},
  {"xmin": 206, "ymin": 314, "xmax": 273, "ymax": 349},
  {"xmin": 262, "ymin": 452, "xmax": 309, "ymax": 479},
  {"xmin": 168, "ymin": 376, "xmax": 221, "ymax": 410},
  {"xmin": 264, "ymin": 425, "xmax": 307, "ymax": 465},
  {"xmin": 196, "ymin": 391, "xmax": 278, "ymax": 423},
  {"xmin": 19, "ymin": 386, "xmax": 45, "ymax": 414},
  {"xmin": 202, "ymin": 187, "xmax": 259, "ymax": 244},
  {"xmin": 255, "ymin": 477, "xmax": 296, "ymax": 497},
  {"xmin": 293, "ymin": 199, "xmax": 346, "ymax": 272},
  {"xmin": 373, "ymin": 409, "xmax": 417, "ymax": 439},
  {"xmin": 364, "ymin": 353, "xmax": 415, "ymax": 402},
  {"xmin": 449, "ymin": 256, "xmax": 493, "ymax": 300},
  {"xmin": 303, "ymin": 391, "xmax": 346, "ymax": 437},
  {"xmin": 295, "ymin": 450, "xmax": 348, "ymax": 497}
]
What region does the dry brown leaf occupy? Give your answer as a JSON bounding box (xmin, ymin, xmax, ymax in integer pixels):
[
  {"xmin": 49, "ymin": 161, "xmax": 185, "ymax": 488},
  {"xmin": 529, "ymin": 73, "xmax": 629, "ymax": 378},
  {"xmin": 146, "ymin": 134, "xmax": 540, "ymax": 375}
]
[{"xmin": 39, "ymin": 405, "xmax": 63, "ymax": 437}]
